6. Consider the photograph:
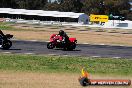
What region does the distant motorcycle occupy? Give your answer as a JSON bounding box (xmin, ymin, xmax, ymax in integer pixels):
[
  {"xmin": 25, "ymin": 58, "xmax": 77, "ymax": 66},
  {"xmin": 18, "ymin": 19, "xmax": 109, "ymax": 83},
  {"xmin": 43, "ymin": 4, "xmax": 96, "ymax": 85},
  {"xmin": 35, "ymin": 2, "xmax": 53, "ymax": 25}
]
[
  {"xmin": 0, "ymin": 34, "xmax": 13, "ymax": 50},
  {"xmin": 47, "ymin": 34, "xmax": 77, "ymax": 50}
]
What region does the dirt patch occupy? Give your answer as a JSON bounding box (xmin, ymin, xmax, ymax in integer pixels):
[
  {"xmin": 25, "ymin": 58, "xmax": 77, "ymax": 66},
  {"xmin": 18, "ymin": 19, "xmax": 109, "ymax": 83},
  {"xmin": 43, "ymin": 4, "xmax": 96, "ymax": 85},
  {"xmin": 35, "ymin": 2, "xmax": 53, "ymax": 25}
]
[
  {"xmin": 2, "ymin": 23, "xmax": 132, "ymax": 46},
  {"xmin": 0, "ymin": 72, "xmax": 131, "ymax": 88},
  {"xmin": 3, "ymin": 29, "xmax": 132, "ymax": 46},
  {"xmin": 3, "ymin": 30, "xmax": 55, "ymax": 41},
  {"xmin": 0, "ymin": 72, "xmax": 80, "ymax": 88}
]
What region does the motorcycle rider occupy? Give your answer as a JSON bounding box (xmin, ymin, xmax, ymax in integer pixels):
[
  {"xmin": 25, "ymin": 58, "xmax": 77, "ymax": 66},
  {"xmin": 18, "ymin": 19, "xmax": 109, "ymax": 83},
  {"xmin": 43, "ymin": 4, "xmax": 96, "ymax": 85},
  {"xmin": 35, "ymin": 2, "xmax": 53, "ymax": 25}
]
[
  {"xmin": 58, "ymin": 30, "xmax": 69, "ymax": 48},
  {"xmin": 0, "ymin": 30, "xmax": 5, "ymax": 36},
  {"xmin": 0, "ymin": 30, "xmax": 5, "ymax": 44}
]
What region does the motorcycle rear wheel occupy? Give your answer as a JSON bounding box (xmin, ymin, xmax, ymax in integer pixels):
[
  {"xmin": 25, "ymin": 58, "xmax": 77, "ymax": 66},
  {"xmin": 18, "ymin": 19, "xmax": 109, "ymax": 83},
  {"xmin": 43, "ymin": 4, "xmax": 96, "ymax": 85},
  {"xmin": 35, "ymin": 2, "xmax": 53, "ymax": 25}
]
[{"xmin": 67, "ymin": 43, "xmax": 76, "ymax": 51}]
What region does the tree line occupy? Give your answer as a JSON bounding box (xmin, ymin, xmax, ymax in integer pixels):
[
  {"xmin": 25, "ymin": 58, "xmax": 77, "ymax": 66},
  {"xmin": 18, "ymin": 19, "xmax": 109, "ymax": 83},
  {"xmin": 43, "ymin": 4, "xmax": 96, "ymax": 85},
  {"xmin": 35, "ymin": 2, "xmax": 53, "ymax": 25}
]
[{"xmin": 0, "ymin": 0, "xmax": 131, "ymax": 20}]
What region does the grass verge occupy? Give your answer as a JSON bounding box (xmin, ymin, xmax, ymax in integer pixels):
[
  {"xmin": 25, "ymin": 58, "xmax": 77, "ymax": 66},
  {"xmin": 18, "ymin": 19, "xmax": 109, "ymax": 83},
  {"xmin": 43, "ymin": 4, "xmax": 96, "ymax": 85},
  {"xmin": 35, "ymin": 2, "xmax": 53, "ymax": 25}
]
[
  {"xmin": 0, "ymin": 54, "xmax": 132, "ymax": 76},
  {"xmin": 0, "ymin": 22, "xmax": 14, "ymax": 30}
]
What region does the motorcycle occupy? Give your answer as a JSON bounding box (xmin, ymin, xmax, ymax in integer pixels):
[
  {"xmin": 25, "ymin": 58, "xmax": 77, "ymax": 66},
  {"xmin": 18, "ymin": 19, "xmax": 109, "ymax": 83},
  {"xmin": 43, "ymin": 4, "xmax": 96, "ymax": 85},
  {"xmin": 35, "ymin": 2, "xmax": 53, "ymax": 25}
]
[
  {"xmin": 0, "ymin": 34, "xmax": 13, "ymax": 50},
  {"xmin": 47, "ymin": 34, "xmax": 77, "ymax": 50}
]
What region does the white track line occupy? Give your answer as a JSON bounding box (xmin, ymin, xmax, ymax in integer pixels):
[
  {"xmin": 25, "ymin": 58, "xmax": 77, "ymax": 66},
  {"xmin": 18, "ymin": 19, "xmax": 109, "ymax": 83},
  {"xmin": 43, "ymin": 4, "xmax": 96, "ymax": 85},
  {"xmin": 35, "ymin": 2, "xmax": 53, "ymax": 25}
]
[
  {"xmin": 91, "ymin": 56, "xmax": 101, "ymax": 58},
  {"xmin": 46, "ymin": 41, "xmax": 50, "ymax": 42},
  {"xmin": 113, "ymin": 57, "xmax": 121, "ymax": 59},
  {"xmin": 83, "ymin": 43, "xmax": 90, "ymax": 44},
  {"xmin": 2, "ymin": 52, "xmax": 11, "ymax": 54},
  {"xmin": 11, "ymin": 39, "xmax": 18, "ymax": 41},
  {"xmin": 24, "ymin": 53, "xmax": 35, "ymax": 55},
  {"xmin": 63, "ymin": 55, "xmax": 69, "ymax": 56},
  {"xmin": 29, "ymin": 40, "xmax": 38, "ymax": 42},
  {"xmin": 99, "ymin": 44, "xmax": 106, "ymax": 45},
  {"xmin": 48, "ymin": 54, "xmax": 57, "ymax": 56},
  {"xmin": 119, "ymin": 45, "xmax": 125, "ymax": 47},
  {"xmin": 82, "ymin": 43, "xmax": 128, "ymax": 47}
]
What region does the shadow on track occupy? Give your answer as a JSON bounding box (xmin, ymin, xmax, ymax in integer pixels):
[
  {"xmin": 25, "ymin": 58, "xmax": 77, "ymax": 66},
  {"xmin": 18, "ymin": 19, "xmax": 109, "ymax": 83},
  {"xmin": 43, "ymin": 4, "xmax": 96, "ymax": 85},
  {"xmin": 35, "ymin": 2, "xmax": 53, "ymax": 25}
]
[
  {"xmin": 5, "ymin": 48, "xmax": 21, "ymax": 50},
  {"xmin": 54, "ymin": 48, "xmax": 81, "ymax": 51}
]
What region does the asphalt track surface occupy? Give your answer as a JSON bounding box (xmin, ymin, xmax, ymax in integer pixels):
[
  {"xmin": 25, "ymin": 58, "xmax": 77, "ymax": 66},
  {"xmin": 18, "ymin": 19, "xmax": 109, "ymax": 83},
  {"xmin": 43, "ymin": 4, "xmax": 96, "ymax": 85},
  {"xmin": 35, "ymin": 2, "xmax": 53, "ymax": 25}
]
[{"xmin": 0, "ymin": 40, "xmax": 132, "ymax": 58}]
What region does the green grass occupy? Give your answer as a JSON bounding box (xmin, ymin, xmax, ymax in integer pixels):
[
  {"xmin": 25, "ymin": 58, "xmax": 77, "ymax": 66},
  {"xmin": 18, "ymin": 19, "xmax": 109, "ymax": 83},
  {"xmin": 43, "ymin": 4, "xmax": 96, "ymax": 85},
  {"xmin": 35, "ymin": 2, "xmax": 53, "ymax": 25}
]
[
  {"xmin": 0, "ymin": 54, "xmax": 132, "ymax": 75},
  {"xmin": 0, "ymin": 23, "xmax": 14, "ymax": 30}
]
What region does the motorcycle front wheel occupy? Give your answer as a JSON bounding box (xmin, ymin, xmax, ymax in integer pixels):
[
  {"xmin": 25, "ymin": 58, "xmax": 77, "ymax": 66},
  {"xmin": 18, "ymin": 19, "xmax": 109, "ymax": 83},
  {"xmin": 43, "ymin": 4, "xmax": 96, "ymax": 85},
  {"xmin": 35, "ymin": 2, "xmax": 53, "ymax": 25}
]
[
  {"xmin": 47, "ymin": 42, "xmax": 55, "ymax": 49},
  {"xmin": 2, "ymin": 40, "xmax": 12, "ymax": 50}
]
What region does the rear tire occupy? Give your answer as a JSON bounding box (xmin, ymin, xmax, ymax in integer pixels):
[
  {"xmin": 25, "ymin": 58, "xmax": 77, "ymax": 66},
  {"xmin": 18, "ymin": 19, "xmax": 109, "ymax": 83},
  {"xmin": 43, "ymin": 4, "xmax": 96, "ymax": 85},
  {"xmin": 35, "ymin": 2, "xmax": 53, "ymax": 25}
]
[
  {"xmin": 47, "ymin": 42, "xmax": 55, "ymax": 49},
  {"xmin": 2, "ymin": 40, "xmax": 12, "ymax": 50},
  {"xmin": 79, "ymin": 77, "xmax": 89, "ymax": 86},
  {"xmin": 71, "ymin": 43, "xmax": 76, "ymax": 49},
  {"xmin": 68, "ymin": 43, "xmax": 76, "ymax": 50}
]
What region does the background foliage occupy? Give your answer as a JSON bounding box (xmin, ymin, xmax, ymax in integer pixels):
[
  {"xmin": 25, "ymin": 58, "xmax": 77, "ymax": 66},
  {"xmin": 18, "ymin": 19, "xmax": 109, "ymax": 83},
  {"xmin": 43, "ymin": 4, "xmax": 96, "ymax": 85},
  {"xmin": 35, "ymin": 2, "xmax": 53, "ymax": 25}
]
[{"xmin": 0, "ymin": 0, "xmax": 131, "ymax": 20}]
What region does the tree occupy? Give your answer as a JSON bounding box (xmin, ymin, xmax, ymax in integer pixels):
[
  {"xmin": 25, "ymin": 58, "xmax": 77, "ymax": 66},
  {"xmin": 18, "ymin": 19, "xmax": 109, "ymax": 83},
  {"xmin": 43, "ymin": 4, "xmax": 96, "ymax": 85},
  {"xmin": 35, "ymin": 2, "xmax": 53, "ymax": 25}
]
[
  {"xmin": 14, "ymin": 0, "xmax": 27, "ymax": 9},
  {"xmin": 59, "ymin": 0, "xmax": 75, "ymax": 12},
  {"xmin": 59, "ymin": 0, "xmax": 83, "ymax": 12},
  {"xmin": 81, "ymin": 0, "xmax": 130, "ymax": 16},
  {"xmin": 0, "ymin": 0, "xmax": 131, "ymax": 20},
  {"xmin": 25, "ymin": 0, "xmax": 47, "ymax": 9},
  {"xmin": 73, "ymin": 0, "xmax": 83, "ymax": 12},
  {"xmin": 0, "ymin": 0, "xmax": 12, "ymax": 8},
  {"xmin": 81, "ymin": 0, "xmax": 102, "ymax": 14},
  {"xmin": 104, "ymin": 0, "xmax": 130, "ymax": 15},
  {"xmin": 44, "ymin": 1, "xmax": 60, "ymax": 10}
]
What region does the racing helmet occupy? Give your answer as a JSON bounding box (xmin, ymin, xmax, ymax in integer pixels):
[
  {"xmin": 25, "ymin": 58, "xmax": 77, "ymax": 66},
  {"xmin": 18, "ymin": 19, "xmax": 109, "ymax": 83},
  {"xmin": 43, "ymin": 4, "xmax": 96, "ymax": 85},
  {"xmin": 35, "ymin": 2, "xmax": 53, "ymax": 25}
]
[{"xmin": 59, "ymin": 30, "xmax": 64, "ymax": 36}]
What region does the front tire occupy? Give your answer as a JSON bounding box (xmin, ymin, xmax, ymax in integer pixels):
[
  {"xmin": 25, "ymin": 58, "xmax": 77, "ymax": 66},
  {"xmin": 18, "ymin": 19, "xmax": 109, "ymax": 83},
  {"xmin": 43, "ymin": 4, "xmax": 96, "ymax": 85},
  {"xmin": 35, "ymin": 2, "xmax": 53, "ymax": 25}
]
[
  {"xmin": 2, "ymin": 40, "xmax": 12, "ymax": 50},
  {"xmin": 47, "ymin": 42, "xmax": 55, "ymax": 49}
]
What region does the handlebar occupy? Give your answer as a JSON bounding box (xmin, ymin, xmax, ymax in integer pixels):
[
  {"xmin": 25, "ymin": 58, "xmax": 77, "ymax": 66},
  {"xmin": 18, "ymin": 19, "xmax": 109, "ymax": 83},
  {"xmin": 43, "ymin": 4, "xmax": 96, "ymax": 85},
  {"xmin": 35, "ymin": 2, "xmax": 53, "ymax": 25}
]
[{"xmin": 5, "ymin": 34, "xmax": 13, "ymax": 39}]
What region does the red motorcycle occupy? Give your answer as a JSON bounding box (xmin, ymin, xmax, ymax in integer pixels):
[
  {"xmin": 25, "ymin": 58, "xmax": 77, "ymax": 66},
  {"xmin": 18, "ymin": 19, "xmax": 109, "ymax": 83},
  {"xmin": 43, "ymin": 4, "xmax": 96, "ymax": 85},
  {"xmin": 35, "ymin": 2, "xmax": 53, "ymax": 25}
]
[{"xmin": 47, "ymin": 34, "xmax": 77, "ymax": 50}]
